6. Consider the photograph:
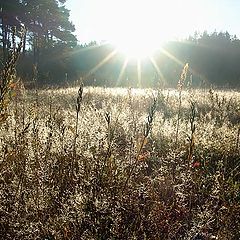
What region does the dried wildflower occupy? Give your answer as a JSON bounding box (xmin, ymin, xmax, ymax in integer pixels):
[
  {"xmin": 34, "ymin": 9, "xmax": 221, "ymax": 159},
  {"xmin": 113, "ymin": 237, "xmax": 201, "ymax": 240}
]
[
  {"xmin": 73, "ymin": 83, "xmax": 84, "ymax": 154},
  {"xmin": 192, "ymin": 161, "xmax": 201, "ymax": 168},
  {"xmin": 76, "ymin": 83, "xmax": 83, "ymax": 113},
  {"xmin": 178, "ymin": 63, "xmax": 189, "ymax": 91},
  {"xmin": 175, "ymin": 63, "xmax": 189, "ymax": 146}
]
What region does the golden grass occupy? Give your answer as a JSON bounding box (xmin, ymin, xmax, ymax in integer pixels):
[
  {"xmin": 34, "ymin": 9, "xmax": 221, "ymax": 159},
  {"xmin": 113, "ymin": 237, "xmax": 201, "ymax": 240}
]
[{"xmin": 0, "ymin": 83, "xmax": 239, "ymax": 239}]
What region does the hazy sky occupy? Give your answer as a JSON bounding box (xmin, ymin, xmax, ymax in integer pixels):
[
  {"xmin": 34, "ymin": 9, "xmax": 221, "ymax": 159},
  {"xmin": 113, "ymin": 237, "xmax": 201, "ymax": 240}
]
[{"xmin": 66, "ymin": 0, "xmax": 240, "ymax": 44}]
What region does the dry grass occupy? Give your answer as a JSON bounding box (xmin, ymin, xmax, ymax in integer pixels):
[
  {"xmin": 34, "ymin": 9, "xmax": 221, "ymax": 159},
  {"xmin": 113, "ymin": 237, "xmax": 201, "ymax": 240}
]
[{"xmin": 0, "ymin": 81, "xmax": 239, "ymax": 239}]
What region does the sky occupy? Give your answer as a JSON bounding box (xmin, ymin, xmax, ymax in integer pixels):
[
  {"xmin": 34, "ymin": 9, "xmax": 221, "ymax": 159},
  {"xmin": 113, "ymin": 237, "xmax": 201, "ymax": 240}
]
[{"xmin": 66, "ymin": 0, "xmax": 240, "ymax": 44}]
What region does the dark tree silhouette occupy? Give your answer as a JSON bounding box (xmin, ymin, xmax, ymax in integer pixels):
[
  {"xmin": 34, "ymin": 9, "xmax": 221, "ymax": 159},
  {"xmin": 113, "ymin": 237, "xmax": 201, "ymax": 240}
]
[{"xmin": 0, "ymin": 0, "xmax": 76, "ymax": 65}]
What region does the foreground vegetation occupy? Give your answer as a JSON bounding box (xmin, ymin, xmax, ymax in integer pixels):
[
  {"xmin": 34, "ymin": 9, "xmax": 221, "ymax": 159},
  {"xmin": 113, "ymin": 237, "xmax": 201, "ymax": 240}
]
[{"xmin": 0, "ymin": 79, "xmax": 239, "ymax": 239}]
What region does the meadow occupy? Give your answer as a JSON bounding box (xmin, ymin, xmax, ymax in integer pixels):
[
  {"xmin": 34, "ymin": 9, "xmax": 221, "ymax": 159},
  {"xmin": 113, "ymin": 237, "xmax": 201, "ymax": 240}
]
[{"xmin": 0, "ymin": 77, "xmax": 239, "ymax": 239}]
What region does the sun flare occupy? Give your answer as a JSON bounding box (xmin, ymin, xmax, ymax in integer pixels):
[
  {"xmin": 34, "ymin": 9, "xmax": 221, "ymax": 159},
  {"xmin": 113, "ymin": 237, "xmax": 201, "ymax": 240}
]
[
  {"xmin": 83, "ymin": 0, "xmax": 203, "ymax": 85},
  {"xmin": 113, "ymin": 37, "xmax": 162, "ymax": 60},
  {"xmin": 107, "ymin": 0, "xmax": 171, "ymax": 59},
  {"xmin": 100, "ymin": 0, "xmax": 203, "ymax": 59}
]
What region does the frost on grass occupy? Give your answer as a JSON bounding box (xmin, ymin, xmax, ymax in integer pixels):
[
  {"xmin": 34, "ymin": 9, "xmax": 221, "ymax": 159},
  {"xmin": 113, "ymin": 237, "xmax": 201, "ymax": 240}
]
[{"xmin": 0, "ymin": 86, "xmax": 239, "ymax": 239}]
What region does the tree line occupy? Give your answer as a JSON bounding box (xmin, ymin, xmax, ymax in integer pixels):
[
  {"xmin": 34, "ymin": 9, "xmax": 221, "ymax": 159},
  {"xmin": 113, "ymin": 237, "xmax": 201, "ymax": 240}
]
[{"xmin": 1, "ymin": 1, "xmax": 240, "ymax": 88}]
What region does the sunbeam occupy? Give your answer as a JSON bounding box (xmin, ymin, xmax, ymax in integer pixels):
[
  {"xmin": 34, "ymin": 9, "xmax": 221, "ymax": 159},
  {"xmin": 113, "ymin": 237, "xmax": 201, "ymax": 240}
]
[
  {"xmin": 159, "ymin": 47, "xmax": 208, "ymax": 84},
  {"xmin": 116, "ymin": 58, "xmax": 129, "ymax": 87},
  {"xmin": 85, "ymin": 50, "xmax": 117, "ymax": 79},
  {"xmin": 150, "ymin": 56, "xmax": 166, "ymax": 86},
  {"xmin": 137, "ymin": 59, "xmax": 142, "ymax": 88},
  {"xmin": 160, "ymin": 47, "xmax": 185, "ymax": 68}
]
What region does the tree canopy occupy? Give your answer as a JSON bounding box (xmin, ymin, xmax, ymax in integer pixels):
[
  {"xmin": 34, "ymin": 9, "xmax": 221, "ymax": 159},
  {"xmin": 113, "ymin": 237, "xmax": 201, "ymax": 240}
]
[{"xmin": 0, "ymin": 0, "xmax": 77, "ymax": 61}]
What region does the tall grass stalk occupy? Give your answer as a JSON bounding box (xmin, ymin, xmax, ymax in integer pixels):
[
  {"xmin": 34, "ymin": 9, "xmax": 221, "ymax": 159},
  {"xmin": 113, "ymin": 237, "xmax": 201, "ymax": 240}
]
[
  {"xmin": 187, "ymin": 100, "xmax": 196, "ymax": 165},
  {"xmin": 73, "ymin": 83, "xmax": 83, "ymax": 155},
  {"xmin": 175, "ymin": 63, "xmax": 189, "ymax": 146},
  {"xmin": 236, "ymin": 127, "xmax": 240, "ymax": 152}
]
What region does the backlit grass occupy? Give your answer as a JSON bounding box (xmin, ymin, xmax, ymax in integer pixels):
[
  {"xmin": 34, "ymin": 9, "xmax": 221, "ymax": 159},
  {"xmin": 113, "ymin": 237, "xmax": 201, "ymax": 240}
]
[{"xmin": 0, "ymin": 84, "xmax": 239, "ymax": 239}]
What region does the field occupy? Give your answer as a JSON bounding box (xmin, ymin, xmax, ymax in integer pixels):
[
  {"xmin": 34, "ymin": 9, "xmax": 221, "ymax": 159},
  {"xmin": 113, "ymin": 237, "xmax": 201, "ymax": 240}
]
[{"xmin": 0, "ymin": 84, "xmax": 239, "ymax": 239}]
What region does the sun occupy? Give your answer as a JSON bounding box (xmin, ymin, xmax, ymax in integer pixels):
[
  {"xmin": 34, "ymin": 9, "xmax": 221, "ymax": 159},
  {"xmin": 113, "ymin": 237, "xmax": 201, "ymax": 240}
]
[
  {"xmin": 100, "ymin": 0, "xmax": 202, "ymax": 60},
  {"xmin": 104, "ymin": 0, "xmax": 183, "ymax": 60},
  {"xmin": 82, "ymin": 0, "xmax": 202, "ymax": 85},
  {"xmin": 112, "ymin": 33, "xmax": 165, "ymax": 60},
  {"xmin": 107, "ymin": 0, "xmax": 171, "ymax": 60}
]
